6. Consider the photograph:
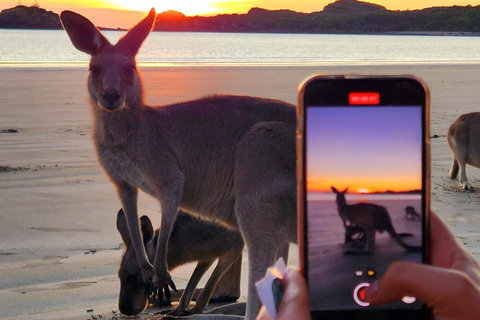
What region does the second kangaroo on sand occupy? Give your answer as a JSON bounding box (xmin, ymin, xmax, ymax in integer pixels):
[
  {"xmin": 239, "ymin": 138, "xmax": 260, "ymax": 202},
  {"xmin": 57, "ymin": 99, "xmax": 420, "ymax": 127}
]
[
  {"xmin": 331, "ymin": 187, "xmax": 421, "ymax": 253},
  {"xmin": 117, "ymin": 209, "xmax": 245, "ymax": 316},
  {"xmin": 61, "ymin": 8, "xmax": 297, "ymax": 319},
  {"xmin": 447, "ymin": 112, "xmax": 480, "ymax": 191}
]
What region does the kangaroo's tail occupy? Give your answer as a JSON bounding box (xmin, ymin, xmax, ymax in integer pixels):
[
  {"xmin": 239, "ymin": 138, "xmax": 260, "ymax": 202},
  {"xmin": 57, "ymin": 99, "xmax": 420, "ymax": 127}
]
[{"xmin": 386, "ymin": 224, "xmax": 422, "ymax": 252}]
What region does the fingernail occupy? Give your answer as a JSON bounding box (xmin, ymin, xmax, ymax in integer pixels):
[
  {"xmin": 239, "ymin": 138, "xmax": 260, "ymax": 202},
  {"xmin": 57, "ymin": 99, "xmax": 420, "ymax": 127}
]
[{"xmin": 364, "ymin": 281, "xmax": 379, "ymax": 301}]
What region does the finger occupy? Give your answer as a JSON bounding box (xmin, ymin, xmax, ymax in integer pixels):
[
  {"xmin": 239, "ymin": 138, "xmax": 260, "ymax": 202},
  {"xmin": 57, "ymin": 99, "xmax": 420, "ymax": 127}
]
[
  {"xmin": 277, "ymin": 269, "xmax": 311, "ymax": 320},
  {"xmin": 429, "ymin": 211, "xmax": 462, "ymax": 256},
  {"xmin": 364, "ymin": 261, "xmax": 480, "ymax": 318},
  {"xmin": 255, "ymin": 306, "xmax": 272, "ymax": 320},
  {"xmin": 429, "ymin": 212, "xmax": 480, "ymax": 280}
]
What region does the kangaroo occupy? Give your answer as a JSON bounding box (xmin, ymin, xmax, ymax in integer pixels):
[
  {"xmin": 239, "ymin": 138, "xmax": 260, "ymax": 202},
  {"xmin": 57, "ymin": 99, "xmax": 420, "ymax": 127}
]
[
  {"xmin": 447, "ymin": 112, "xmax": 480, "ymax": 191},
  {"xmin": 117, "ymin": 209, "xmax": 244, "ymax": 316},
  {"xmin": 331, "ymin": 187, "xmax": 421, "ymax": 253},
  {"xmin": 405, "ymin": 206, "xmax": 420, "ymax": 220},
  {"xmin": 60, "ymin": 9, "xmax": 297, "ymax": 319}
]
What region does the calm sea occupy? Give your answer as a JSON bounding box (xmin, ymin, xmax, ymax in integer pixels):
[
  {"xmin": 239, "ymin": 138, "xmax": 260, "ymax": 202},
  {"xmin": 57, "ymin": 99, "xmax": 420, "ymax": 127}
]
[{"xmin": 2, "ymin": 29, "xmax": 480, "ymax": 66}]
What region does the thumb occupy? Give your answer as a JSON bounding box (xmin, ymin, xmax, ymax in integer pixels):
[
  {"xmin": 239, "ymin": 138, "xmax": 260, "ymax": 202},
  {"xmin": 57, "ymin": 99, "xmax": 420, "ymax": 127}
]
[{"xmin": 364, "ymin": 261, "xmax": 480, "ymax": 320}]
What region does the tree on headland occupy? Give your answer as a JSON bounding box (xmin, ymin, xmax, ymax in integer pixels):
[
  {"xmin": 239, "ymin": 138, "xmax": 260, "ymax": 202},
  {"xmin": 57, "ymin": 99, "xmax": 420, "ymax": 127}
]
[{"xmin": 0, "ymin": 4, "xmax": 60, "ymax": 28}]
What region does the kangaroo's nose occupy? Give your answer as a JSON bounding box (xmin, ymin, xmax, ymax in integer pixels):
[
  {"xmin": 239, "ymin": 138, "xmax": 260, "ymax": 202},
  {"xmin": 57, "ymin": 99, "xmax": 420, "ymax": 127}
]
[{"xmin": 102, "ymin": 88, "xmax": 121, "ymax": 104}]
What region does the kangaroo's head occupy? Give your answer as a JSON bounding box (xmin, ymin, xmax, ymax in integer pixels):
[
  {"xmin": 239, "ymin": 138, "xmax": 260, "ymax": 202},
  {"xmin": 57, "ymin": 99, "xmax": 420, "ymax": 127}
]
[
  {"xmin": 60, "ymin": 9, "xmax": 156, "ymax": 112},
  {"xmin": 116, "ymin": 209, "xmax": 155, "ymax": 315},
  {"xmin": 331, "ymin": 186, "xmax": 349, "ymax": 204}
]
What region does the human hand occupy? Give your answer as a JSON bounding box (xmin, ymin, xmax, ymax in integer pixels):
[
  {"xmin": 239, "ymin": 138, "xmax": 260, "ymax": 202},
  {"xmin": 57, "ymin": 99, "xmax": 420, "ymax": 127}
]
[
  {"xmin": 256, "ymin": 268, "xmax": 311, "ymax": 320},
  {"xmin": 365, "ymin": 211, "xmax": 480, "ymax": 320}
]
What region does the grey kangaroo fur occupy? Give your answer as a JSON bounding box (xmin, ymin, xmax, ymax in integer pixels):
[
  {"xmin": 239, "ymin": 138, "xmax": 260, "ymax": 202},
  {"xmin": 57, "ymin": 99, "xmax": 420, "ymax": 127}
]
[
  {"xmin": 447, "ymin": 112, "xmax": 480, "ymax": 191},
  {"xmin": 117, "ymin": 209, "xmax": 245, "ymax": 316},
  {"xmin": 331, "ymin": 187, "xmax": 421, "ymax": 253},
  {"xmin": 60, "ymin": 8, "xmax": 297, "ymax": 319}
]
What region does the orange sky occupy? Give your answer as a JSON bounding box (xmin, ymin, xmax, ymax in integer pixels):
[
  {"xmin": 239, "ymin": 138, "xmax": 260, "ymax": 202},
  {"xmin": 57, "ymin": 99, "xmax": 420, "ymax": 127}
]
[{"xmin": 2, "ymin": 1, "xmax": 480, "ymax": 27}]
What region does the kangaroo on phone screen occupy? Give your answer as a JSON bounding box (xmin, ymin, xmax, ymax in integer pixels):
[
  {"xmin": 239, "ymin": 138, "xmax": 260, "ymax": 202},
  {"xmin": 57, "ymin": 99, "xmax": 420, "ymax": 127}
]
[
  {"xmin": 405, "ymin": 206, "xmax": 421, "ymax": 220},
  {"xmin": 61, "ymin": 9, "xmax": 296, "ymax": 319},
  {"xmin": 331, "ymin": 187, "xmax": 421, "ymax": 253}
]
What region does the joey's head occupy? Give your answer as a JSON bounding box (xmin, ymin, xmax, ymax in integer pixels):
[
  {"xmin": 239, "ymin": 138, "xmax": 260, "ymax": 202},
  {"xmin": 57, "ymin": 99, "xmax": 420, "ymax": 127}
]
[
  {"xmin": 60, "ymin": 9, "xmax": 156, "ymax": 112},
  {"xmin": 116, "ymin": 209, "xmax": 155, "ymax": 315}
]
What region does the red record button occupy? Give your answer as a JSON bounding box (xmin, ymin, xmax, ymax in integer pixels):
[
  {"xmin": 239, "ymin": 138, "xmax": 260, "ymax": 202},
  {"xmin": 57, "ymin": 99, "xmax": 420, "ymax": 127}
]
[{"xmin": 353, "ymin": 282, "xmax": 371, "ymax": 307}]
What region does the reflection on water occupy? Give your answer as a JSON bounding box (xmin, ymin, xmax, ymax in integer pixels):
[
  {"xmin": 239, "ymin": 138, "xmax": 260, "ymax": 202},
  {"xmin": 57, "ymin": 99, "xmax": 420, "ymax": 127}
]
[{"xmin": 2, "ymin": 29, "xmax": 480, "ymax": 65}]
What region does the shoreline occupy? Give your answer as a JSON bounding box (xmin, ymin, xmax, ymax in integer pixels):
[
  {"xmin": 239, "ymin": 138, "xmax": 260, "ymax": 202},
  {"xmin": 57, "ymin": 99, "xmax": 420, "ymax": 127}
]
[{"xmin": 2, "ymin": 60, "xmax": 480, "ymax": 69}]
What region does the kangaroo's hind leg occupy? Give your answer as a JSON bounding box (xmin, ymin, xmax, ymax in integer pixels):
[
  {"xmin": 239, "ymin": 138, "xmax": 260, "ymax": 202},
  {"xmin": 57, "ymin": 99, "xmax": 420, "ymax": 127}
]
[
  {"xmin": 236, "ymin": 193, "xmax": 295, "ymax": 319},
  {"xmin": 210, "ymin": 254, "xmax": 242, "ymax": 302},
  {"xmin": 184, "ymin": 246, "xmax": 244, "ymax": 316},
  {"xmin": 448, "ymin": 120, "xmax": 473, "ymax": 191},
  {"xmin": 234, "ymin": 121, "xmax": 296, "ymax": 320}
]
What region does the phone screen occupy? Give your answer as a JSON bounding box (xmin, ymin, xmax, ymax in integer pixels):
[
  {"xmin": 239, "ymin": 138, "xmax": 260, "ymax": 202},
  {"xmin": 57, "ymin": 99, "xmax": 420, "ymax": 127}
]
[{"xmin": 298, "ymin": 76, "xmax": 429, "ymax": 319}]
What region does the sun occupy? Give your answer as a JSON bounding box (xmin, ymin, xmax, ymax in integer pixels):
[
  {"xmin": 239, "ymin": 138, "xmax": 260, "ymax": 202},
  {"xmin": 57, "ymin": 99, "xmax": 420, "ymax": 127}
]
[
  {"xmin": 111, "ymin": 0, "xmax": 222, "ymax": 15},
  {"xmin": 358, "ymin": 188, "xmax": 369, "ymax": 194}
]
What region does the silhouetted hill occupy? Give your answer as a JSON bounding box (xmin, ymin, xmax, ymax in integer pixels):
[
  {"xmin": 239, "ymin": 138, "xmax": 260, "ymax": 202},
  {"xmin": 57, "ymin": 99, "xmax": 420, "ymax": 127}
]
[
  {"xmin": 158, "ymin": 10, "xmax": 187, "ymax": 20},
  {"xmin": 3, "ymin": 0, "xmax": 480, "ymax": 34},
  {"xmin": 322, "ymin": 0, "xmax": 386, "ymax": 14},
  {"xmin": 372, "ymin": 190, "xmax": 422, "ymax": 195},
  {"xmin": 154, "ymin": 0, "xmax": 480, "ymax": 34},
  {"xmin": 0, "ymin": 5, "xmax": 61, "ymax": 29}
]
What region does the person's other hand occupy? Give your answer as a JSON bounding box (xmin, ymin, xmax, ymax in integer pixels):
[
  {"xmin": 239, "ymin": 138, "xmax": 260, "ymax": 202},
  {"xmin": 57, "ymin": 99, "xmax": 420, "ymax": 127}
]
[
  {"xmin": 256, "ymin": 268, "xmax": 311, "ymax": 320},
  {"xmin": 365, "ymin": 211, "xmax": 480, "ymax": 319}
]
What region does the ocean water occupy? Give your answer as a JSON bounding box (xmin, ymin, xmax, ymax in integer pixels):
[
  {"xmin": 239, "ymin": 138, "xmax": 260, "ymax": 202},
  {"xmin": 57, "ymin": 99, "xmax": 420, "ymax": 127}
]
[{"xmin": 1, "ymin": 29, "xmax": 480, "ymax": 65}]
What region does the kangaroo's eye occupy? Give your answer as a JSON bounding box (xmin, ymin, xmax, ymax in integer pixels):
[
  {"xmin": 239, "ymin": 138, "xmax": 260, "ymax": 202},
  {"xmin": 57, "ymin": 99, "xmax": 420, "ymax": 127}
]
[
  {"xmin": 90, "ymin": 66, "xmax": 101, "ymax": 78},
  {"xmin": 124, "ymin": 66, "xmax": 136, "ymax": 79}
]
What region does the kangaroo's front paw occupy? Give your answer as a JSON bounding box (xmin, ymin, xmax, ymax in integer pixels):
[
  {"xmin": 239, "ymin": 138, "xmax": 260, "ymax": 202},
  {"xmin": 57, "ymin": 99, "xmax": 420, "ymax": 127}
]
[
  {"xmin": 141, "ymin": 267, "xmax": 155, "ymax": 299},
  {"xmin": 153, "ymin": 270, "xmax": 178, "ymax": 308}
]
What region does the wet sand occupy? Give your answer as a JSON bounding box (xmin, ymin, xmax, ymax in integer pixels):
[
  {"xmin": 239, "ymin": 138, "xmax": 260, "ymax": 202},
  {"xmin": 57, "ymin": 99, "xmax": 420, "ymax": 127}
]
[{"xmin": 1, "ymin": 64, "xmax": 480, "ymax": 319}]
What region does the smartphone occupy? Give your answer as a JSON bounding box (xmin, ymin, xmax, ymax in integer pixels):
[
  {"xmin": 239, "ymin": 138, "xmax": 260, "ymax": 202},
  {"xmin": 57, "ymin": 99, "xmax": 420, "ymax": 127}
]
[{"xmin": 297, "ymin": 75, "xmax": 430, "ymax": 320}]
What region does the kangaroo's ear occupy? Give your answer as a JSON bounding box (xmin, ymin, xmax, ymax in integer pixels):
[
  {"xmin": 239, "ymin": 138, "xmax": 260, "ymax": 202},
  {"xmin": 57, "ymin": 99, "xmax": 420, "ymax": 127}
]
[
  {"xmin": 61, "ymin": 10, "xmax": 111, "ymax": 55},
  {"xmin": 331, "ymin": 186, "xmax": 338, "ymax": 193},
  {"xmin": 116, "ymin": 209, "xmax": 131, "ymax": 246},
  {"xmin": 116, "ymin": 8, "xmax": 156, "ymax": 56},
  {"xmin": 140, "ymin": 215, "xmax": 154, "ymax": 243},
  {"xmin": 344, "ymin": 187, "xmax": 349, "ymax": 193}
]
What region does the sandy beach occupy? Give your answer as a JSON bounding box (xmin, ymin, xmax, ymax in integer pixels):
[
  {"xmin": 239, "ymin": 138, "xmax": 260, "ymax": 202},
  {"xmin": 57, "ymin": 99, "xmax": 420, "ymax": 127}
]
[{"xmin": 1, "ymin": 63, "xmax": 480, "ymax": 319}]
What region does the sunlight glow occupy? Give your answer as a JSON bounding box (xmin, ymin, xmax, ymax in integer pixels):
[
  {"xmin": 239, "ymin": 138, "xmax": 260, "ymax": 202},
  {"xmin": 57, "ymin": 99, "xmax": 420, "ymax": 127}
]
[
  {"xmin": 359, "ymin": 188, "xmax": 369, "ymax": 194},
  {"xmin": 110, "ymin": 0, "xmax": 245, "ymax": 16}
]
